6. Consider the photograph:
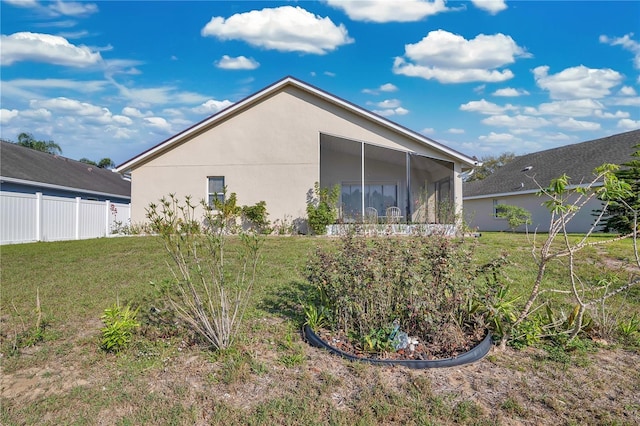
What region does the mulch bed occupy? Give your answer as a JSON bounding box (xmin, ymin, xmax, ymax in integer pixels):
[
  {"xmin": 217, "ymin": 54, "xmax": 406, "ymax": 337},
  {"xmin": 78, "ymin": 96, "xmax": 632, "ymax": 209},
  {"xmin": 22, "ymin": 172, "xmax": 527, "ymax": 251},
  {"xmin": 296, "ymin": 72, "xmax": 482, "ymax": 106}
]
[{"xmin": 314, "ymin": 327, "xmax": 487, "ymax": 361}]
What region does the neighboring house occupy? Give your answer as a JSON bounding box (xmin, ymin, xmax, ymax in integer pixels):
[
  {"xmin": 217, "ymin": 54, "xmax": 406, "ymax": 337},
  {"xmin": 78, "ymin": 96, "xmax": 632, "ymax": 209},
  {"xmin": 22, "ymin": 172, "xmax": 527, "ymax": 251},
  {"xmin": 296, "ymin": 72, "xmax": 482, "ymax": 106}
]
[
  {"xmin": 463, "ymin": 129, "xmax": 640, "ymax": 233},
  {"xmin": 116, "ymin": 76, "xmax": 478, "ymax": 232},
  {"xmin": 1, "ymin": 141, "xmax": 131, "ymax": 244}
]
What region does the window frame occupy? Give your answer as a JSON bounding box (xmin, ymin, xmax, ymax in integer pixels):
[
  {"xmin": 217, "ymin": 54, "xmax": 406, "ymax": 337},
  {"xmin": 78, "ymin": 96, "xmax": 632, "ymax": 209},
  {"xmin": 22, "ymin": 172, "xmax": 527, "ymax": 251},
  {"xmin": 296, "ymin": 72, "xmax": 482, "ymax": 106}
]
[{"xmin": 207, "ymin": 176, "xmax": 225, "ymax": 208}]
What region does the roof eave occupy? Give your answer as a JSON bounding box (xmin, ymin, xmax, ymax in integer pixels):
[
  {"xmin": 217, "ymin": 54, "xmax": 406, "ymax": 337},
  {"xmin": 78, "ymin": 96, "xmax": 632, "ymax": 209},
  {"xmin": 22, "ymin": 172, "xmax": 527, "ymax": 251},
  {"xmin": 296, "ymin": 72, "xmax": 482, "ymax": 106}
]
[{"xmin": 0, "ymin": 176, "xmax": 131, "ymax": 200}]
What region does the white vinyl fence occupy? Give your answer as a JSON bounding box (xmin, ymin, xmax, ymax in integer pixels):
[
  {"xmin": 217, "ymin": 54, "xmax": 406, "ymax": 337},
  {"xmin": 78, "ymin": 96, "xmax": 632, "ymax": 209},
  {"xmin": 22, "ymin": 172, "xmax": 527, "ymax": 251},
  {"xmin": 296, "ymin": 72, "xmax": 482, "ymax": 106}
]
[{"xmin": 1, "ymin": 191, "xmax": 131, "ymax": 245}]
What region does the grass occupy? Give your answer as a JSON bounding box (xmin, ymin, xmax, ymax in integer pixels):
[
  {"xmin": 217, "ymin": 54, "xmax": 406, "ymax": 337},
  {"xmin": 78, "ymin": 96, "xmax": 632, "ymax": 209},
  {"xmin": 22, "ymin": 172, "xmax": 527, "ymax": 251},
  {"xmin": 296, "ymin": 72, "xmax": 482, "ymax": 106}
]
[{"xmin": 1, "ymin": 233, "xmax": 639, "ymax": 425}]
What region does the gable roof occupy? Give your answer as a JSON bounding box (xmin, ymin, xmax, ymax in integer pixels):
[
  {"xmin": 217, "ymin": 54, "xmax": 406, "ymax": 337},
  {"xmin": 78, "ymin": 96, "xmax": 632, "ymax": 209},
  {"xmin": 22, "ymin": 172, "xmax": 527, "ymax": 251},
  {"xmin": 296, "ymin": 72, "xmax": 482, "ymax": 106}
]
[
  {"xmin": 1, "ymin": 141, "xmax": 131, "ymax": 199},
  {"xmin": 464, "ymin": 129, "xmax": 640, "ymax": 199},
  {"xmin": 116, "ymin": 76, "xmax": 478, "ymax": 172}
]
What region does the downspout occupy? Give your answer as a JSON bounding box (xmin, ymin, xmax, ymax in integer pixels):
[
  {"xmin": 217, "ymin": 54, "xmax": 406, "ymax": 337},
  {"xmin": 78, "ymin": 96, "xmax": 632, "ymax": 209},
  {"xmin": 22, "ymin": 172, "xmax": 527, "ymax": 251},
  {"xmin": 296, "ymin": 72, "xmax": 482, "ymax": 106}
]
[{"xmin": 361, "ymin": 141, "xmax": 365, "ymax": 218}]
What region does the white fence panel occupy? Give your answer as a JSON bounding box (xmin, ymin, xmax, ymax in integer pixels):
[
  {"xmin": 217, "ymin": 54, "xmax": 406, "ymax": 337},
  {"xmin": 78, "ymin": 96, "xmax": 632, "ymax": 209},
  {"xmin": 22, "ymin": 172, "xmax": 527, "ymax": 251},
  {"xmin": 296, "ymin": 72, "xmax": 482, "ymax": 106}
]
[
  {"xmin": 0, "ymin": 192, "xmax": 38, "ymax": 244},
  {"xmin": 41, "ymin": 195, "xmax": 76, "ymax": 242},
  {"xmin": 0, "ymin": 191, "xmax": 131, "ymax": 245},
  {"xmin": 79, "ymin": 199, "xmax": 107, "ymax": 239}
]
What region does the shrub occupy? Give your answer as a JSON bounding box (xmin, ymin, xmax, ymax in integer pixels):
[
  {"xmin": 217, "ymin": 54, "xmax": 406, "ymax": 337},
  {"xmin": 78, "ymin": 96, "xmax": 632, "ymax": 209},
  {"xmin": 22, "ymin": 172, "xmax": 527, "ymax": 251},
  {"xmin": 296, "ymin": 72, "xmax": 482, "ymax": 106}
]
[
  {"xmin": 495, "ymin": 204, "xmax": 532, "ymax": 232},
  {"xmin": 100, "ymin": 303, "xmax": 140, "ymax": 353},
  {"xmin": 306, "ymin": 182, "xmax": 340, "ymax": 235},
  {"xmin": 242, "ymin": 201, "xmax": 271, "ymax": 234},
  {"xmin": 146, "ymin": 194, "xmax": 262, "ymax": 351},
  {"xmin": 305, "ymin": 233, "xmax": 491, "ymax": 351}
]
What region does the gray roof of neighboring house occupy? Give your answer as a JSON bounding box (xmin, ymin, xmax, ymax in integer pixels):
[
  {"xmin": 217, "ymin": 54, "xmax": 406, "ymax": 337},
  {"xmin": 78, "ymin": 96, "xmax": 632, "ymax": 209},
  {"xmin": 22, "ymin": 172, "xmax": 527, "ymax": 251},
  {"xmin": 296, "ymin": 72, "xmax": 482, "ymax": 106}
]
[
  {"xmin": 1, "ymin": 141, "xmax": 131, "ymax": 198},
  {"xmin": 464, "ymin": 129, "xmax": 640, "ymax": 199}
]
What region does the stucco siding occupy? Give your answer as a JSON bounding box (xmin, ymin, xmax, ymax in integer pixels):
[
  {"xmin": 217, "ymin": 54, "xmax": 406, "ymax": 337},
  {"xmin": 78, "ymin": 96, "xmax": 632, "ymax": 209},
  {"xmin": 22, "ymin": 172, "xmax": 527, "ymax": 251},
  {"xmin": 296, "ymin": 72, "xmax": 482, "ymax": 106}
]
[{"xmin": 464, "ymin": 193, "xmax": 605, "ymax": 233}]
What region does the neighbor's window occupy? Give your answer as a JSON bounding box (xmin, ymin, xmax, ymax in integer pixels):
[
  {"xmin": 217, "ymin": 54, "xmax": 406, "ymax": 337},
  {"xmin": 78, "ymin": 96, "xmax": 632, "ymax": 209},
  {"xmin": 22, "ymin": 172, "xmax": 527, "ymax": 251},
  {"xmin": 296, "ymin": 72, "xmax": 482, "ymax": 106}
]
[
  {"xmin": 208, "ymin": 176, "xmax": 225, "ymax": 207},
  {"xmin": 493, "ymin": 199, "xmax": 501, "ymax": 218}
]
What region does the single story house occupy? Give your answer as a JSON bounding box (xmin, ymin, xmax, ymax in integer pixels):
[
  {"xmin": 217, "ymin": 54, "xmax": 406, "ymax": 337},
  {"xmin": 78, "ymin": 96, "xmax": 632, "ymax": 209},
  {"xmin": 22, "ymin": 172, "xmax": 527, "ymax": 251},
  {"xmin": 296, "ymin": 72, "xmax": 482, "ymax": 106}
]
[
  {"xmin": 116, "ymin": 76, "xmax": 479, "ymax": 232},
  {"xmin": 463, "ymin": 129, "xmax": 640, "ymax": 233},
  {"xmin": 1, "ymin": 141, "xmax": 131, "ymax": 244}
]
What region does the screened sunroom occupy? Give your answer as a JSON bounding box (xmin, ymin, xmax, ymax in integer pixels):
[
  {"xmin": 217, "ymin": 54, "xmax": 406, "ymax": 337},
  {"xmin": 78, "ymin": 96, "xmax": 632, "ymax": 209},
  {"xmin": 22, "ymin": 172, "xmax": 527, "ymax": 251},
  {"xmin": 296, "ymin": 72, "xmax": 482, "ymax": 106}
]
[{"xmin": 319, "ymin": 134, "xmax": 456, "ymax": 225}]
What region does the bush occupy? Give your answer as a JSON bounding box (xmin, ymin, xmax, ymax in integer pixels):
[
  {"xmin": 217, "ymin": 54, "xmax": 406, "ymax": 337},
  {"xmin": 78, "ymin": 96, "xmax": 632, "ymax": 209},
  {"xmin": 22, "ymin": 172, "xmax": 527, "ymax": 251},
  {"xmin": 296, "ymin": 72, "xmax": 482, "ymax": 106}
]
[
  {"xmin": 306, "ymin": 182, "xmax": 340, "ymax": 235},
  {"xmin": 305, "ymin": 233, "xmax": 492, "ymax": 352},
  {"xmin": 495, "ymin": 204, "xmax": 531, "ymax": 232},
  {"xmin": 242, "ymin": 201, "xmax": 271, "ymax": 234},
  {"xmin": 145, "ymin": 194, "xmax": 262, "ymax": 351},
  {"xmin": 100, "ymin": 303, "xmax": 140, "ymax": 353}
]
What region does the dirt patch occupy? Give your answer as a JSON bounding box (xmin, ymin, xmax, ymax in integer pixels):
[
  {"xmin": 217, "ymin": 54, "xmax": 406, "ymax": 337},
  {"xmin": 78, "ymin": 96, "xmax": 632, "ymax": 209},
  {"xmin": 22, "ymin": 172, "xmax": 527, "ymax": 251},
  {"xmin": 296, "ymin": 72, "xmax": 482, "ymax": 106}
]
[{"xmin": 2, "ymin": 317, "xmax": 639, "ymax": 425}]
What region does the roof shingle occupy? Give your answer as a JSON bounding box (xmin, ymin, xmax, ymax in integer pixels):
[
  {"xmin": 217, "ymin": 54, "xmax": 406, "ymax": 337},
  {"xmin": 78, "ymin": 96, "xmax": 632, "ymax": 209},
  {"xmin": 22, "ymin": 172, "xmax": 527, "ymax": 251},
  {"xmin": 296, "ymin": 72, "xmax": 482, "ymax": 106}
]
[
  {"xmin": 464, "ymin": 129, "xmax": 640, "ymax": 198},
  {"xmin": 1, "ymin": 141, "xmax": 130, "ymax": 198}
]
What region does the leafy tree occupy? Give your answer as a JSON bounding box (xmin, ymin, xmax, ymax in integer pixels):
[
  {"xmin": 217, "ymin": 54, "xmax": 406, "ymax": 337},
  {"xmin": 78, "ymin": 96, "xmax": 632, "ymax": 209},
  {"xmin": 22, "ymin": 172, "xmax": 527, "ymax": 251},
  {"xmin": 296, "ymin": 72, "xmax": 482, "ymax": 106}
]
[
  {"xmin": 599, "ymin": 145, "xmax": 640, "ymax": 233},
  {"xmin": 79, "ymin": 157, "xmax": 115, "ymax": 169},
  {"xmin": 15, "ymin": 132, "xmax": 62, "ymax": 155},
  {"xmin": 98, "ymin": 158, "xmax": 115, "ymax": 169},
  {"xmin": 495, "ymin": 204, "xmax": 532, "ymax": 232},
  {"xmin": 466, "ymin": 152, "xmax": 515, "ymax": 182}
]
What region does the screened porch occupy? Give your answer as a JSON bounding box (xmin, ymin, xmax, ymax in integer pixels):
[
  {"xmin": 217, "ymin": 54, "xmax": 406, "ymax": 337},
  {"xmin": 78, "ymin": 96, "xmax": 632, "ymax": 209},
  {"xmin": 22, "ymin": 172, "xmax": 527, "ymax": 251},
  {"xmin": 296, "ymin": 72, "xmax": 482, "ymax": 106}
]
[{"xmin": 319, "ymin": 134, "xmax": 456, "ymax": 226}]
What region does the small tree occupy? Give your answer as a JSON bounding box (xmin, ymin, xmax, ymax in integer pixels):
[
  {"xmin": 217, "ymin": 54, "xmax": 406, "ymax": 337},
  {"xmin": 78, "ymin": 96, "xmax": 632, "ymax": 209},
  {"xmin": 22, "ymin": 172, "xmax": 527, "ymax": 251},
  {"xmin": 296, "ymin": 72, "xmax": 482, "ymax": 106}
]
[
  {"xmin": 599, "ymin": 145, "xmax": 640, "ymax": 234},
  {"xmin": 495, "ymin": 204, "xmax": 532, "ymax": 232},
  {"xmin": 306, "ymin": 182, "xmax": 340, "ymax": 235},
  {"xmin": 466, "ymin": 152, "xmax": 515, "ymax": 182},
  {"xmin": 499, "ymin": 165, "xmax": 639, "ymax": 349}
]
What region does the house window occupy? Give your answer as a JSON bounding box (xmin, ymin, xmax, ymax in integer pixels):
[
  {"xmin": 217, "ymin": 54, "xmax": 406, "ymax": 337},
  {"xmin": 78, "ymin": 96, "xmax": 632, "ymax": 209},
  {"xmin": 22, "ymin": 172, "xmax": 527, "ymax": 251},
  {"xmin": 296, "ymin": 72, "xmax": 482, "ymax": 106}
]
[
  {"xmin": 493, "ymin": 199, "xmax": 501, "ymax": 218},
  {"xmin": 208, "ymin": 176, "xmax": 225, "ymax": 207}
]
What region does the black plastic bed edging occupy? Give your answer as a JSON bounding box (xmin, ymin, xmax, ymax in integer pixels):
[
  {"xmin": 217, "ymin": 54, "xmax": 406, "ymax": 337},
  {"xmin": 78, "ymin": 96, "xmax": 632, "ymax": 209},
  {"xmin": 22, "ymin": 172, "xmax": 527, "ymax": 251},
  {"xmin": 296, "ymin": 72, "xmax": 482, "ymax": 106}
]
[{"xmin": 303, "ymin": 325, "xmax": 492, "ymax": 369}]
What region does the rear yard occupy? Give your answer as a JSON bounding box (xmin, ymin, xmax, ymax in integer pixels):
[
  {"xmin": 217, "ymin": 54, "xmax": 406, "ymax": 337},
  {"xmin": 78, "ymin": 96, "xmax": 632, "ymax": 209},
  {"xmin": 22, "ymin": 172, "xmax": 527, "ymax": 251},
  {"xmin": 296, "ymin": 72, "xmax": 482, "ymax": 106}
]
[{"xmin": 1, "ymin": 234, "xmax": 639, "ymax": 425}]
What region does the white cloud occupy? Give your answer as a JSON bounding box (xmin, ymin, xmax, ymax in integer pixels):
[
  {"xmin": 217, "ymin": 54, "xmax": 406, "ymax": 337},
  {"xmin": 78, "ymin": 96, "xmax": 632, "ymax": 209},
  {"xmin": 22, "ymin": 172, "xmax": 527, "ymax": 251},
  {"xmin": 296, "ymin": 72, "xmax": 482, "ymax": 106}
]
[
  {"xmin": 49, "ymin": 1, "xmax": 98, "ymax": 17},
  {"xmin": 193, "ymin": 99, "xmax": 234, "ymax": 115},
  {"xmin": 0, "ymin": 109, "xmax": 19, "ymax": 125},
  {"xmin": 526, "ymin": 99, "xmax": 604, "ymax": 117},
  {"xmin": 533, "ymin": 65, "xmax": 623, "ymax": 100},
  {"xmin": 471, "ymin": 0, "xmax": 507, "ymax": 15},
  {"xmin": 363, "ymin": 83, "xmax": 398, "ymax": 94},
  {"xmin": 492, "ymin": 87, "xmax": 529, "ymax": 97},
  {"xmin": 600, "ymin": 33, "xmax": 640, "ymax": 69},
  {"xmin": 556, "ymin": 118, "xmax": 601, "ymax": 131},
  {"xmin": 122, "ymin": 107, "xmax": 152, "ymax": 118},
  {"xmin": 617, "ymin": 118, "xmax": 640, "ymax": 130},
  {"xmin": 448, "ymin": 128, "xmax": 465, "ymax": 134},
  {"xmin": 144, "ymin": 117, "xmax": 173, "ymax": 133},
  {"xmin": 594, "ymin": 110, "xmax": 630, "ymax": 119},
  {"xmin": 607, "ymin": 96, "xmax": 640, "ymax": 107},
  {"xmin": 482, "ymin": 114, "xmax": 550, "ymax": 128},
  {"xmin": 215, "ymin": 55, "xmax": 260, "ymax": 70},
  {"xmin": 1, "ymin": 32, "xmax": 102, "ymax": 67},
  {"xmin": 460, "ymin": 99, "xmax": 517, "ymax": 115},
  {"xmin": 374, "ymin": 99, "xmax": 402, "ymax": 109},
  {"xmin": 201, "ymin": 6, "xmax": 353, "ymax": 55},
  {"xmin": 325, "ymin": 0, "xmax": 449, "ymax": 22},
  {"xmin": 20, "ymin": 108, "xmax": 52, "ymax": 120},
  {"xmin": 618, "ymin": 86, "xmax": 637, "ymax": 96},
  {"xmin": 373, "ymin": 107, "xmax": 409, "ymax": 117},
  {"xmin": 478, "ymin": 132, "xmax": 518, "ymax": 143},
  {"xmin": 421, "ymin": 127, "xmax": 435, "ymax": 134},
  {"xmin": 393, "ymin": 30, "xmax": 529, "ymax": 83},
  {"xmin": 4, "ymin": 0, "xmax": 39, "ymax": 7}
]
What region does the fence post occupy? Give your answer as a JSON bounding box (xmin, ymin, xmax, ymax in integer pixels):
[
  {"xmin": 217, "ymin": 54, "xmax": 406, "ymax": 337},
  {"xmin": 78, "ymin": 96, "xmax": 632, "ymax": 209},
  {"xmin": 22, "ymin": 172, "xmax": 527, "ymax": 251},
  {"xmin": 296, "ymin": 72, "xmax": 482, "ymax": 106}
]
[
  {"xmin": 105, "ymin": 200, "xmax": 111, "ymax": 237},
  {"xmin": 36, "ymin": 192, "xmax": 42, "ymax": 242},
  {"xmin": 75, "ymin": 197, "xmax": 81, "ymax": 240}
]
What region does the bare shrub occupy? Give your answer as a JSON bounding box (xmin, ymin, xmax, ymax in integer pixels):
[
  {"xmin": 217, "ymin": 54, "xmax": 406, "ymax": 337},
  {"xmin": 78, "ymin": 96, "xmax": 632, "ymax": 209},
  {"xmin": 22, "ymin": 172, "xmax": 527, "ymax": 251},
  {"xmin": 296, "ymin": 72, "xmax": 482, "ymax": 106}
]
[{"xmin": 146, "ymin": 194, "xmax": 262, "ymax": 350}]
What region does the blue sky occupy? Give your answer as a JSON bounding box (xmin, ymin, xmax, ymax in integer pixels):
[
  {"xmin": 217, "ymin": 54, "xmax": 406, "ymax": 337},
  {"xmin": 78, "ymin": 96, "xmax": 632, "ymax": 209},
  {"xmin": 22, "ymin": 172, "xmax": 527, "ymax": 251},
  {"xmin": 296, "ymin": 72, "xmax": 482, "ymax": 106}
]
[{"xmin": 1, "ymin": 0, "xmax": 639, "ymax": 165}]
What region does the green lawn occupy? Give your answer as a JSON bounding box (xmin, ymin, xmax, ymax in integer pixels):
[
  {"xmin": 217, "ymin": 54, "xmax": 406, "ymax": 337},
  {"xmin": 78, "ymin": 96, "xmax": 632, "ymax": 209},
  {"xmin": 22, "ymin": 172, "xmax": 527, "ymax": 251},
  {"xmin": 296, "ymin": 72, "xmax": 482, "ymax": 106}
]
[{"xmin": 1, "ymin": 233, "xmax": 639, "ymax": 425}]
